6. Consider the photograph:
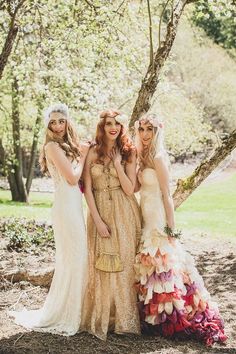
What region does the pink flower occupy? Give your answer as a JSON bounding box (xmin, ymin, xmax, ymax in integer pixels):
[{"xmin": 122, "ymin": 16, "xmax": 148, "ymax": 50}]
[
  {"xmin": 134, "ymin": 120, "xmax": 140, "ymax": 130},
  {"xmin": 149, "ymin": 118, "xmax": 164, "ymax": 129}
]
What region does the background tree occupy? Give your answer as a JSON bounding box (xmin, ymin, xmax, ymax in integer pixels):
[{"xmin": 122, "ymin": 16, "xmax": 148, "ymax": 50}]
[
  {"xmin": 0, "ymin": 0, "xmax": 235, "ymax": 204},
  {"xmin": 0, "ymin": 0, "xmax": 26, "ymax": 80},
  {"xmin": 192, "ymin": 0, "xmax": 236, "ymax": 55},
  {"xmin": 126, "ymin": 0, "xmax": 236, "ymax": 205}
]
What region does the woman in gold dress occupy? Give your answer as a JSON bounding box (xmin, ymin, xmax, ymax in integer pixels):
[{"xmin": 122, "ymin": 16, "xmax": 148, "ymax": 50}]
[{"xmin": 81, "ymin": 109, "xmax": 141, "ymax": 340}]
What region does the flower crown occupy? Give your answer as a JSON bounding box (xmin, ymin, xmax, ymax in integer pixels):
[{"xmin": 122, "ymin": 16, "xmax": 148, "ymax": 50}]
[
  {"xmin": 115, "ymin": 113, "xmax": 129, "ymax": 126},
  {"xmin": 100, "ymin": 112, "xmax": 129, "ymax": 126},
  {"xmin": 134, "ymin": 117, "xmax": 164, "ymax": 130},
  {"xmin": 44, "ymin": 103, "xmax": 70, "ymax": 127}
]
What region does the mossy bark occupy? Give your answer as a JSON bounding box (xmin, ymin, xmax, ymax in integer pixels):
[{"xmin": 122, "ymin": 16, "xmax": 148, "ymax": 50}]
[{"xmin": 173, "ymin": 130, "xmax": 236, "ymax": 209}]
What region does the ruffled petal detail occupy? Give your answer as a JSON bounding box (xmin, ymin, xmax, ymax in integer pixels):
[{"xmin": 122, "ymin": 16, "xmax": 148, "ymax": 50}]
[{"xmin": 135, "ymin": 228, "xmax": 227, "ymax": 346}]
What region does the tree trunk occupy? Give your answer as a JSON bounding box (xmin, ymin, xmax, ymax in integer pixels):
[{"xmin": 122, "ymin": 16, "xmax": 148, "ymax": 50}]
[
  {"xmin": 173, "ymin": 131, "xmax": 236, "ymax": 209},
  {"xmin": 129, "ymin": 0, "xmax": 188, "ymax": 127},
  {"xmin": 26, "ymin": 99, "xmax": 44, "ymax": 194},
  {"xmin": 0, "ymin": 0, "xmax": 26, "ymax": 81},
  {"xmin": 0, "ymin": 20, "xmax": 18, "ymax": 81},
  {"xmin": 127, "ymin": 0, "xmax": 236, "ymax": 211},
  {"xmin": 0, "ymin": 138, "xmax": 5, "ymax": 174},
  {"xmin": 7, "ymin": 172, "xmax": 20, "ymax": 200},
  {"xmin": 8, "ymin": 77, "xmax": 28, "ymax": 202},
  {"xmin": 0, "ymin": 7, "xmax": 20, "ymax": 81}
]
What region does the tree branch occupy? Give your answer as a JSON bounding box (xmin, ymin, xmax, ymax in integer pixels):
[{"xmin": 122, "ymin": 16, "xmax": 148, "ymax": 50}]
[
  {"xmin": 0, "ymin": 0, "xmax": 26, "ymax": 81},
  {"xmin": 25, "ymin": 98, "xmax": 44, "ymax": 194},
  {"xmin": 147, "ymin": 0, "xmax": 154, "ymax": 70},
  {"xmin": 129, "ymin": 0, "xmax": 189, "ymax": 128},
  {"xmin": 0, "ymin": 0, "xmax": 5, "ymax": 10},
  {"xmin": 0, "ymin": 19, "xmax": 18, "ymax": 80},
  {"xmin": 84, "ymin": 0, "xmax": 100, "ymax": 11},
  {"xmin": 115, "ymin": 0, "xmax": 126, "ymax": 14},
  {"xmin": 173, "ymin": 130, "xmax": 236, "ymax": 208},
  {"xmin": 158, "ymin": 0, "xmax": 172, "ymax": 49},
  {"xmin": 1, "ymin": 267, "xmax": 54, "ymax": 288}
]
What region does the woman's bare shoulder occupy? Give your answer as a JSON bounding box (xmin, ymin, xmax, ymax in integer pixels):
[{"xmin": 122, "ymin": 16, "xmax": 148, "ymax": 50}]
[
  {"xmin": 44, "ymin": 141, "xmax": 59, "ymax": 152},
  {"xmin": 87, "ymin": 145, "xmax": 98, "ymax": 161}
]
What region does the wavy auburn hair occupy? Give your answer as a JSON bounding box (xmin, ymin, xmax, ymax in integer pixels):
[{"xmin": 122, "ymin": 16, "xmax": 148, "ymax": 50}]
[
  {"xmin": 39, "ymin": 119, "xmax": 81, "ymax": 175},
  {"xmin": 95, "ymin": 109, "xmax": 135, "ymax": 163}
]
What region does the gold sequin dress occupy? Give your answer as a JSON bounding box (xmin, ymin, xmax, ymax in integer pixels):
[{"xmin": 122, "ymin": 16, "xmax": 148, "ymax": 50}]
[{"xmin": 81, "ymin": 161, "xmax": 141, "ymax": 340}]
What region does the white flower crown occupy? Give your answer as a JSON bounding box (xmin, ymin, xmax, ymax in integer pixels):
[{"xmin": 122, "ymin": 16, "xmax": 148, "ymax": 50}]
[
  {"xmin": 44, "ymin": 103, "xmax": 70, "ymax": 127},
  {"xmin": 134, "ymin": 117, "xmax": 164, "ymax": 130},
  {"xmin": 115, "ymin": 113, "xmax": 129, "ymax": 126}
]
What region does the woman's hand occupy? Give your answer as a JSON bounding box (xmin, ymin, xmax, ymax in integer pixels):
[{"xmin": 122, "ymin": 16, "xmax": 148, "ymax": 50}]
[
  {"xmin": 80, "ymin": 142, "xmax": 91, "ymax": 158},
  {"xmin": 96, "ymin": 220, "xmax": 111, "ymax": 238},
  {"xmin": 108, "ymin": 147, "xmax": 122, "ymax": 168}
]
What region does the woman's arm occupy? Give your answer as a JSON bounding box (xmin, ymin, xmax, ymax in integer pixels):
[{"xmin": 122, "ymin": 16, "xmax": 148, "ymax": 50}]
[
  {"xmin": 134, "ymin": 167, "xmax": 141, "ymax": 193},
  {"xmin": 154, "ymin": 157, "xmax": 175, "ymax": 230},
  {"xmin": 110, "ymin": 149, "xmax": 137, "ymax": 196},
  {"xmin": 76, "ymin": 142, "xmax": 90, "ymax": 179},
  {"xmin": 83, "ymin": 149, "xmax": 110, "ymax": 238},
  {"xmin": 45, "ymin": 142, "xmax": 88, "ymax": 185}
]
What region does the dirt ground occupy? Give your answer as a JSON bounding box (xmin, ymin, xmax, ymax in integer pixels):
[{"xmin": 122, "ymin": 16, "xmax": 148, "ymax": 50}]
[
  {"xmin": 0, "ymin": 230, "xmax": 236, "ymax": 354},
  {"xmin": 0, "ymin": 155, "xmax": 236, "ymax": 354}
]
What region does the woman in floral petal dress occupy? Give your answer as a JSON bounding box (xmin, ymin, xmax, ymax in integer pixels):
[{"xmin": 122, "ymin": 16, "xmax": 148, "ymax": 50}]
[
  {"xmin": 134, "ymin": 113, "xmax": 227, "ymax": 346},
  {"xmin": 81, "ymin": 109, "xmax": 141, "ymax": 340},
  {"xmin": 9, "ymin": 104, "xmax": 89, "ymax": 336}
]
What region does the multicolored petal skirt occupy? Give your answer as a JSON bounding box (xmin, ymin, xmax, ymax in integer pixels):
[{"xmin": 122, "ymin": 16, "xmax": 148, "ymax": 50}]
[{"xmin": 134, "ymin": 230, "xmax": 227, "ymax": 346}]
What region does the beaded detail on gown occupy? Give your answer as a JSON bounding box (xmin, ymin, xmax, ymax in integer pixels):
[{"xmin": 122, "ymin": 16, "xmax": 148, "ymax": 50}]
[
  {"xmin": 81, "ymin": 161, "xmax": 141, "ymax": 340},
  {"xmin": 134, "ymin": 168, "xmax": 227, "ymax": 346},
  {"xmin": 9, "ymin": 142, "xmax": 87, "ymax": 336}
]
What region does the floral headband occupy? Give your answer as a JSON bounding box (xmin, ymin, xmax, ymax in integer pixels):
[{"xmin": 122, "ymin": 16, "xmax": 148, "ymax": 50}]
[
  {"xmin": 100, "ymin": 113, "xmax": 129, "ymax": 126},
  {"xmin": 44, "ymin": 103, "xmax": 70, "ymax": 127},
  {"xmin": 134, "ymin": 117, "xmax": 163, "ymax": 130},
  {"xmin": 115, "ymin": 113, "xmax": 129, "ymax": 126}
]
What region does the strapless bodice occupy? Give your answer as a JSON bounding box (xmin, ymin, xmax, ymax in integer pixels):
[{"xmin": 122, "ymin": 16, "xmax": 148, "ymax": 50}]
[
  {"xmin": 139, "ymin": 168, "xmax": 166, "ymax": 233},
  {"xmin": 140, "ymin": 168, "xmax": 162, "ymax": 196}
]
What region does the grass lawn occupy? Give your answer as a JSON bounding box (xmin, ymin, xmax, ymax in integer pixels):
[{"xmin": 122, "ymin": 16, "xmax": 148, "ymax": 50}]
[
  {"xmin": 0, "ymin": 173, "xmax": 236, "ymax": 237},
  {"xmin": 0, "ymin": 190, "xmax": 53, "ymax": 221},
  {"xmin": 176, "ymin": 173, "xmax": 236, "ymax": 238}
]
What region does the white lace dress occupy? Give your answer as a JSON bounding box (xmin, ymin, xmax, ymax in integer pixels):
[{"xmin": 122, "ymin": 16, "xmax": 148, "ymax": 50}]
[{"xmin": 9, "ymin": 142, "xmax": 88, "ymax": 336}]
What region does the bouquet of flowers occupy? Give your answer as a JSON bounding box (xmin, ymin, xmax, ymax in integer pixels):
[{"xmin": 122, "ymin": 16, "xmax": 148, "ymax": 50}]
[{"xmin": 164, "ymin": 225, "xmax": 182, "ymax": 239}]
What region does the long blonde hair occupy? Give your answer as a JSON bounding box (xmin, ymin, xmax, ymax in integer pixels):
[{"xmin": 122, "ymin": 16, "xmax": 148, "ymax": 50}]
[
  {"xmin": 135, "ymin": 113, "xmax": 168, "ymax": 168},
  {"xmin": 39, "ymin": 118, "xmax": 81, "ymax": 175}
]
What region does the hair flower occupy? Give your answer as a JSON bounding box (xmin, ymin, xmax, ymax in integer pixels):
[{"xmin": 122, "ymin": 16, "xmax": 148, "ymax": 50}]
[
  {"xmin": 150, "ymin": 118, "xmax": 159, "ymax": 128},
  {"xmin": 115, "ymin": 113, "xmax": 129, "ymax": 126},
  {"xmin": 44, "ymin": 103, "xmax": 70, "ymax": 127},
  {"xmin": 134, "ymin": 120, "xmax": 140, "ymax": 130}
]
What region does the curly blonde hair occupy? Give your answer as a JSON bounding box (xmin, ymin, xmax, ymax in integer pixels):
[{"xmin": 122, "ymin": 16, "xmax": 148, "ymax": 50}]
[{"xmin": 39, "ymin": 117, "xmax": 81, "ymax": 175}]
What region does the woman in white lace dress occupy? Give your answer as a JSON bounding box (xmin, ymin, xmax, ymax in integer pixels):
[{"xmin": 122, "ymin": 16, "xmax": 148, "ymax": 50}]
[
  {"xmin": 134, "ymin": 113, "xmax": 227, "ymax": 346},
  {"xmin": 9, "ymin": 104, "xmax": 89, "ymax": 336}
]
